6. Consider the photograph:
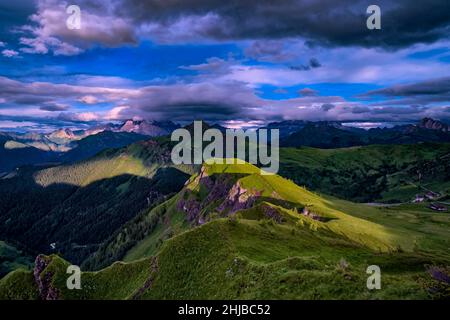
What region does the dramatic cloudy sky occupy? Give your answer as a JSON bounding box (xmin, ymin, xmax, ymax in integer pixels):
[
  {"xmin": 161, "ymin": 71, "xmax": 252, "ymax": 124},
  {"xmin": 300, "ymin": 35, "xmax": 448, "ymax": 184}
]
[{"xmin": 0, "ymin": 0, "xmax": 449, "ymax": 130}]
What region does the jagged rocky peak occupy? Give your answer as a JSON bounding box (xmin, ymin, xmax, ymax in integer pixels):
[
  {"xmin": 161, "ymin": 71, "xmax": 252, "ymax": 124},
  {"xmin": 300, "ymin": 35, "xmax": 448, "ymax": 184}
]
[
  {"xmin": 33, "ymin": 255, "xmax": 60, "ymax": 300},
  {"xmin": 263, "ymin": 120, "xmax": 307, "ymax": 138},
  {"xmin": 48, "ymin": 128, "xmax": 75, "ymax": 139},
  {"xmin": 119, "ymin": 119, "xmax": 179, "ymax": 136},
  {"xmin": 120, "ymin": 119, "xmax": 145, "ymax": 131},
  {"xmin": 418, "ymin": 118, "xmax": 449, "ymax": 132},
  {"xmin": 176, "ymin": 163, "xmax": 263, "ymax": 225}
]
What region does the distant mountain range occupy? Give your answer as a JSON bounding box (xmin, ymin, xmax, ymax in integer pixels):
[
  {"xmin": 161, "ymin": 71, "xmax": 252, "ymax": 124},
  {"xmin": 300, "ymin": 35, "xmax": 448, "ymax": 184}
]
[
  {"xmin": 117, "ymin": 119, "xmax": 180, "ymax": 136},
  {"xmin": 1, "ymin": 119, "xmax": 179, "ymax": 151},
  {"xmin": 0, "ymin": 120, "xmax": 180, "ymax": 172},
  {"xmin": 1, "ymin": 117, "xmax": 449, "ymax": 172},
  {"xmin": 263, "ymin": 120, "xmax": 309, "ymax": 138},
  {"xmin": 418, "ymin": 117, "xmax": 450, "ymax": 131},
  {"xmin": 277, "ymin": 118, "xmax": 450, "ymax": 148}
]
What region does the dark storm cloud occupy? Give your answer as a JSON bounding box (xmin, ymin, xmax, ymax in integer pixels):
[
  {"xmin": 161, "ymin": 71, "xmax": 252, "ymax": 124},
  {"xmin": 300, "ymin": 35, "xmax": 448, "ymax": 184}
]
[
  {"xmin": 364, "ymin": 77, "xmax": 450, "ymax": 97},
  {"xmin": 309, "ymin": 58, "xmax": 321, "ymax": 68},
  {"xmin": 362, "ymin": 77, "xmax": 450, "ymax": 105},
  {"xmin": 9, "ymin": 0, "xmax": 450, "ymax": 54},
  {"xmin": 13, "ymin": 96, "xmax": 50, "ymax": 105},
  {"xmin": 129, "ymin": 82, "xmax": 260, "ymax": 121},
  {"xmin": 39, "ymin": 103, "xmax": 69, "ymax": 112},
  {"xmin": 321, "ymin": 103, "xmax": 335, "ymax": 111},
  {"xmin": 290, "ymin": 58, "xmax": 322, "ymax": 71},
  {"xmin": 350, "ymin": 106, "xmax": 371, "ymax": 114},
  {"xmin": 371, "ymin": 105, "xmax": 427, "ymax": 115},
  {"xmin": 118, "ymin": 0, "xmax": 450, "ymax": 48}
]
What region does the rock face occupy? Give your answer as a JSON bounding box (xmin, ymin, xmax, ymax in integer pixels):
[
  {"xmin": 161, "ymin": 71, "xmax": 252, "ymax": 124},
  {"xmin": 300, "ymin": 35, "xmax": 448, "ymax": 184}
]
[
  {"xmin": 177, "ymin": 166, "xmax": 262, "ymax": 224},
  {"xmin": 418, "ymin": 118, "xmax": 449, "ymax": 132},
  {"xmin": 119, "ymin": 119, "xmax": 179, "ymax": 136},
  {"xmin": 47, "ymin": 128, "xmax": 75, "ymax": 140},
  {"xmin": 263, "ymin": 120, "xmax": 307, "ymax": 138},
  {"xmin": 217, "ymin": 182, "xmax": 261, "ymax": 214},
  {"xmin": 33, "ymin": 255, "xmax": 60, "ymax": 300},
  {"xmin": 132, "ymin": 256, "xmax": 159, "ymax": 300},
  {"xmin": 302, "ymin": 207, "xmax": 324, "ymax": 221}
]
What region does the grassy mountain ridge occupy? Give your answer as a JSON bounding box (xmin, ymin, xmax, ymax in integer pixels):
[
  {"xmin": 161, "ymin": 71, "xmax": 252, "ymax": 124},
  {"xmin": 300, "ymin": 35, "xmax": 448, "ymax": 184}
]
[
  {"xmin": 7, "ymin": 221, "xmax": 433, "ymax": 300},
  {"xmin": 279, "ymin": 120, "xmax": 450, "ymax": 148}
]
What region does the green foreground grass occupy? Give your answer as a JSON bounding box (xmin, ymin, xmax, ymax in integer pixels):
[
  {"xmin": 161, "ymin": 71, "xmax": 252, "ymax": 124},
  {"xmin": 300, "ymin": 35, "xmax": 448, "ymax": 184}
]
[{"xmin": 1, "ymin": 217, "xmax": 446, "ymax": 300}]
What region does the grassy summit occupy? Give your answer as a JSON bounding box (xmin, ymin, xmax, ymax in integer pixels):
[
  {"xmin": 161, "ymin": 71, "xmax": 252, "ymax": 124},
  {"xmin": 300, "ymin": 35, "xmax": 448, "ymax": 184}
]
[{"xmin": 111, "ymin": 159, "xmax": 406, "ymax": 266}]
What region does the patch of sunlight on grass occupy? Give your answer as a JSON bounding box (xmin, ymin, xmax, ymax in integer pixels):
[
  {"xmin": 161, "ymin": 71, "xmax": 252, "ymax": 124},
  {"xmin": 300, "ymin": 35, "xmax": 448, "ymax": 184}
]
[{"xmin": 34, "ymin": 155, "xmax": 150, "ymax": 187}]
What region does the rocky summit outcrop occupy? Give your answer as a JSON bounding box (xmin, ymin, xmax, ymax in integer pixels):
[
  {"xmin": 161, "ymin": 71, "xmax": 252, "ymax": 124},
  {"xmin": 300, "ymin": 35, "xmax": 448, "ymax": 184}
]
[
  {"xmin": 33, "ymin": 255, "xmax": 60, "ymax": 300},
  {"xmin": 418, "ymin": 118, "xmax": 449, "ymax": 132},
  {"xmin": 47, "ymin": 128, "xmax": 76, "ymax": 140},
  {"xmin": 176, "ymin": 165, "xmax": 262, "ymax": 224},
  {"xmin": 119, "ymin": 119, "xmax": 179, "ymax": 136},
  {"xmin": 216, "ymin": 181, "xmax": 261, "ymax": 214}
]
